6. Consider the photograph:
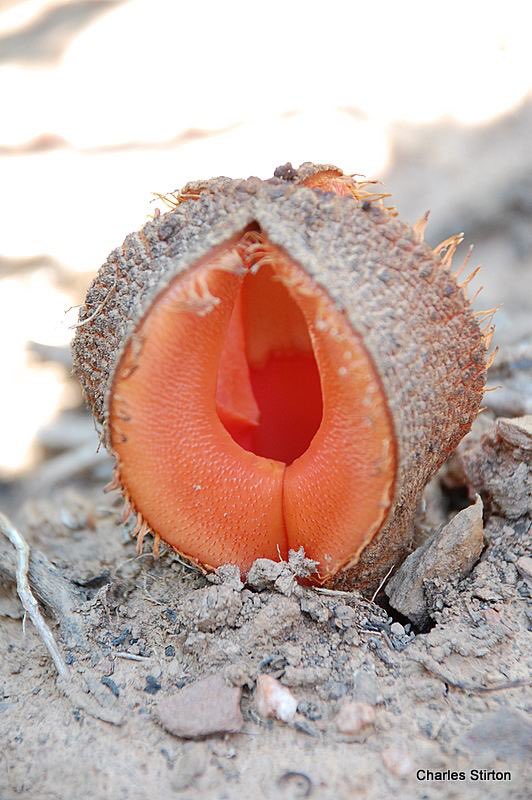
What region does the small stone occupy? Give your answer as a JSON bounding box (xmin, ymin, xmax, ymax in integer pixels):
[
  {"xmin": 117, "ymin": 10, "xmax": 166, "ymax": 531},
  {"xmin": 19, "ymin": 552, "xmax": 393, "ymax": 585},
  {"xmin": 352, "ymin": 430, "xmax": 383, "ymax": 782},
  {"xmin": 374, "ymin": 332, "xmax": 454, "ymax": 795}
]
[
  {"xmin": 385, "ymin": 496, "xmax": 484, "ymax": 627},
  {"xmin": 164, "ymin": 645, "xmax": 176, "ymax": 658},
  {"xmin": 282, "ymin": 666, "xmax": 328, "ymax": 687},
  {"xmin": 280, "ymin": 643, "xmax": 302, "ymax": 666},
  {"xmin": 352, "ymin": 669, "xmax": 379, "ymax": 705},
  {"xmin": 100, "ymin": 658, "xmax": 114, "ymax": 676},
  {"xmin": 252, "ymin": 595, "xmax": 301, "ymax": 639},
  {"xmin": 390, "ymin": 622, "xmax": 405, "ymax": 636},
  {"xmin": 333, "ymin": 604, "xmax": 358, "ymax": 630},
  {"xmin": 273, "ymin": 568, "xmax": 298, "ymax": 596},
  {"xmin": 224, "ymin": 662, "xmax": 252, "ymax": 688},
  {"xmin": 157, "ymin": 674, "xmax": 243, "ymax": 738},
  {"xmin": 299, "ymin": 592, "xmax": 330, "ymax": 623},
  {"xmin": 101, "ymin": 676, "xmax": 120, "ymax": 697},
  {"xmin": 335, "ymin": 701, "xmax": 376, "ymax": 735},
  {"xmin": 297, "ymin": 700, "xmax": 322, "ymax": 721},
  {"xmin": 473, "ymin": 583, "xmax": 503, "ymax": 602},
  {"xmin": 381, "ymin": 747, "xmax": 414, "ymax": 777},
  {"xmin": 273, "ymin": 162, "xmax": 297, "ymax": 181},
  {"xmin": 212, "ymin": 563, "xmax": 244, "ymax": 591},
  {"xmin": 293, "ymin": 719, "xmax": 319, "ymax": 737},
  {"xmin": 496, "ymin": 415, "xmax": 532, "ymax": 450},
  {"xmin": 326, "ymin": 681, "xmax": 348, "ymax": 701},
  {"xmin": 182, "ymin": 584, "xmax": 242, "ymax": 632},
  {"xmin": 287, "ymin": 546, "xmax": 319, "ymax": 578},
  {"xmin": 144, "ymin": 675, "xmax": 161, "ymax": 695},
  {"xmin": 482, "ymin": 607, "xmax": 502, "ymax": 625},
  {"xmin": 516, "ymin": 556, "xmax": 532, "ymax": 582},
  {"xmin": 460, "ymin": 416, "xmax": 531, "ymax": 518},
  {"xmin": 255, "ymin": 674, "xmax": 297, "ymax": 723},
  {"xmin": 246, "ymin": 559, "xmax": 283, "ymax": 590}
]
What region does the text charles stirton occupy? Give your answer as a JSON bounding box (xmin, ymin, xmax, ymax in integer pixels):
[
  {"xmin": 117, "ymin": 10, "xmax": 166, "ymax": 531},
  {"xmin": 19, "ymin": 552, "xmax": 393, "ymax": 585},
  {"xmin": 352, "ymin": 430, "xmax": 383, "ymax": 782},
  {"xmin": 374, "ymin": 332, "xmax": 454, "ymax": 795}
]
[{"xmin": 417, "ymin": 769, "xmax": 511, "ymax": 782}]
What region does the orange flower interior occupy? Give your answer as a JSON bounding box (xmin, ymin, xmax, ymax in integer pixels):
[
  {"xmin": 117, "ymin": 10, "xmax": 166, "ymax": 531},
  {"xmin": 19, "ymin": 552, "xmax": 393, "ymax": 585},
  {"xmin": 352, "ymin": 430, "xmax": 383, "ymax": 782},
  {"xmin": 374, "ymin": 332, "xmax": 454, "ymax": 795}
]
[
  {"xmin": 216, "ymin": 256, "xmax": 323, "ymax": 465},
  {"xmin": 110, "ymin": 229, "xmax": 396, "ymax": 582}
]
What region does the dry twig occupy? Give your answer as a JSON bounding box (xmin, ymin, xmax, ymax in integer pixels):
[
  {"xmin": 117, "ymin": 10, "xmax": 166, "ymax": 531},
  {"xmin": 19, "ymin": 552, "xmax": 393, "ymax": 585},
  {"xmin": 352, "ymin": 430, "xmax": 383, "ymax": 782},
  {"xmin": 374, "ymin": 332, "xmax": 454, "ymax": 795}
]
[
  {"xmin": 0, "ymin": 511, "xmax": 124, "ymax": 725},
  {"xmin": 371, "ymin": 563, "xmax": 395, "ymax": 603},
  {"xmin": 114, "ymin": 652, "xmax": 152, "ymax": 662},
  {"xmin": 0, "ymin": 511, "xmax": 69, "ymax": 680},
  {"xmin": 0, "ymin": 530, "xmax": 88, "ymax": 651},
  {"xmin": 409, "ymin": 652, "xmax": 532, "ymax": 694}
]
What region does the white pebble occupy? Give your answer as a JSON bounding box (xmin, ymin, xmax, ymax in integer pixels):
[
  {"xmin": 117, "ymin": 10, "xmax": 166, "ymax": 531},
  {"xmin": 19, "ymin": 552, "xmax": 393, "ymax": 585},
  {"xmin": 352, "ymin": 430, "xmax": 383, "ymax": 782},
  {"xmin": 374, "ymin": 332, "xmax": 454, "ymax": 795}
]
[
  {"xmin": 390, "ymin": 622, "xmax": 405, "ymax": 636},
  {"xmin": 255, "ymin": 675, "xmax": 297, "ymax": 723},
  {"xmin": 335, "ymin": 701, "xmax": 376, "ymax": 735},
  {"xmin": 382, "ymin": 747, "xmax": 414, "ymax": 778}
]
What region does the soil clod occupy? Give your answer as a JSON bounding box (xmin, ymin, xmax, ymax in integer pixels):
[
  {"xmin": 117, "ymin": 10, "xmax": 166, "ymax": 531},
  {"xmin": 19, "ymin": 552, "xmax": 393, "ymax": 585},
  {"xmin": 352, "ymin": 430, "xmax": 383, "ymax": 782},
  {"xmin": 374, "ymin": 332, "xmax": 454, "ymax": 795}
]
[
  {"xmin": 385, "ymin": 496, "xmax": 485, "ymax": 627},
  {"xmin": 334, "ymin": 700, "xmax": 376, "ymax": 736},
  {"xmin": 157, "ymin": 674, "xmax": 244, "ymax": 739}
]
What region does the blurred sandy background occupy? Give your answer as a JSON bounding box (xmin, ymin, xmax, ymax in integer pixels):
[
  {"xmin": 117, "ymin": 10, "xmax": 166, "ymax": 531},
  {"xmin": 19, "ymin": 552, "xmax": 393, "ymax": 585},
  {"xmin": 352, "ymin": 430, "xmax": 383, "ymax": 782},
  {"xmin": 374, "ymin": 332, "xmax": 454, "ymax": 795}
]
[{"xmin": 1, "ymin": 0, "xmax": 531, "ymax": 483}]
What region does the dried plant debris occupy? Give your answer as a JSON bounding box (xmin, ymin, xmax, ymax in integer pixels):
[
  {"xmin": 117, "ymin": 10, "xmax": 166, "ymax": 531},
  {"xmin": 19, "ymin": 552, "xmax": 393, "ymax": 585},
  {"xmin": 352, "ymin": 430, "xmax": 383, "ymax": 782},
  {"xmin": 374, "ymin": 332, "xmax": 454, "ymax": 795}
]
[
  {"xmin": 459, "ymin": 415, "xmax": 532, "ymax": 519},
  {"xmin": 484, "ymin": 340, "xmax": 532, "ymax": 417},
  {"xmin": 385, "ymin": 496, "xmax": 485, "ymax": 628}
]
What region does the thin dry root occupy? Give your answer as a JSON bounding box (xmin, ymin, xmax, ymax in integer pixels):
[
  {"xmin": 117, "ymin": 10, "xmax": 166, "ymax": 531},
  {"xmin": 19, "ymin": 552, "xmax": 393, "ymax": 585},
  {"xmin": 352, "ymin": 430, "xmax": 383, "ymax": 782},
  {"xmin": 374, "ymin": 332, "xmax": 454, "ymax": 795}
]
[
  {"xmin": 0, "ymin": 512, "xmax": 125, "ymax": 725},
  {"xmin": 370, "ymin": 563, "xmax": 395, "ymax": 603},
  {"xmin": 409, "ymin": 652, "xmax": 532, "ymax": 695},
  {"xmin": 0, "ymin": 511, "xmax": 70, "ymax": 680},
  {"xmin": 70, "ymin": 277, "xmax": 117, "ymax": 330}
]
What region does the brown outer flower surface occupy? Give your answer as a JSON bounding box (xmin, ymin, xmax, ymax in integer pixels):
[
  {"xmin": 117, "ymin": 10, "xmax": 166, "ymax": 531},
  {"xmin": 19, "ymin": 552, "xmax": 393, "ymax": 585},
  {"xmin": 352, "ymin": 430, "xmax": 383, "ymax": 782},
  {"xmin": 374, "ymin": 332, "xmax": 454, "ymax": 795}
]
[{"xmin": 72, "ymin": 163, "xmax": 487, "ymax": 593}]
